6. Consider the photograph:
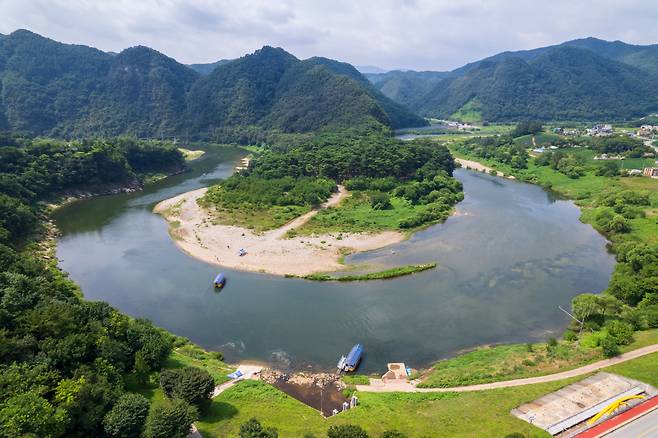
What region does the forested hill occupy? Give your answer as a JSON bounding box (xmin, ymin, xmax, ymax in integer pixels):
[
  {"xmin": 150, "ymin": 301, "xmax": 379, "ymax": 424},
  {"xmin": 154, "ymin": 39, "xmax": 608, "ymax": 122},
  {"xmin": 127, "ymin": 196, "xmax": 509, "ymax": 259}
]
[
  {"xmin": 368, "ymin": 37, "xmax": 658, "ymax": 122},
  {"xmin": 0, "ymin": 30, "xmax": 425, "ymax": 138},
  {"xmin": 416, "ymin": 47, "xmax": 658, "ymax": 122}
]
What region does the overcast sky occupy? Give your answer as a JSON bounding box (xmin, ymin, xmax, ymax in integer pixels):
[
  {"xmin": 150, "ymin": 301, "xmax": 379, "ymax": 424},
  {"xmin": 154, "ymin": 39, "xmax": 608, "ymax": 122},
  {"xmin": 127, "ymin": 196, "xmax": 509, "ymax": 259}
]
[{"xmin": 1, "ymin": 0, "xmax": 658, "ymax": 71}]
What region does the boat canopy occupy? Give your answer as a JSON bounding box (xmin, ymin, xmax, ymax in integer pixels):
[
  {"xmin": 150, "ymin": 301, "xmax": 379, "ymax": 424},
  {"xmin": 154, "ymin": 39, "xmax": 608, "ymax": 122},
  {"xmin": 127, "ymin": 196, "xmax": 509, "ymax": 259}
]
[
  {"xmin": 214, "ymin": 273, "xmax": 225, "ymax": 284},
  {"xmin": 346, "ymin": 343, "xmax": 363, "ymax": 367},
  {"xmin": 227, "ymin": 370, "xmax": 244, "ymax": 379}
]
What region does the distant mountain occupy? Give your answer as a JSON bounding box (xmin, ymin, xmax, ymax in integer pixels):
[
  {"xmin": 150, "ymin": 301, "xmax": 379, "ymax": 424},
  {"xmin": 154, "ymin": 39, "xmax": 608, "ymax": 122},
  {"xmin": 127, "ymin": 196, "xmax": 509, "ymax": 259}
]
[
  {"xmin": 188, "ymin": 59, "xmax": 232, "ymax": 75},
  {"xmin": 369, "ymin": 37, "xmax": 658, "ymax": 122},
  {"xmin": 355, "ymin": 65, "xmax": 387, "ymax": 74},
  {"xmin": 186, "ymin": 47, "xmax": 426, "ymax": 134},
  {"xmin": 0, "ymin": 30, "xmax": 425, "ymax": 138},
  {"xmin": 364, "ymin": 70, "xmax": 449, "ymax": 109},
  {"xmin": 417, "ymin": 47, "xmax": 658, "ymax": 121}
]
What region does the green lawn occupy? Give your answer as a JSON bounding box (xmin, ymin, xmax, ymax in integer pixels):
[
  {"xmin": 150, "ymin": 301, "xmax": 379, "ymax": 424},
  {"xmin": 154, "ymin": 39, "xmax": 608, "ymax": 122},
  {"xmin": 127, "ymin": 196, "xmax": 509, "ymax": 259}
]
[
  {"xmin": 178, "ymin": 147, "xmax": 205, "ymax": 161},
  {"xmin": 195, "ymin": 348, "xmax": 658, "ymax": 437},
  {"xmin": 125, "ymin": 343, "xmax": 235, "ymax": 408},
  {"xmin": 419, "ymin": 329, "xmax": 658, "ymax": 388},
  {"xmin": 419, "ymin": 341, "xmax": 599, "ymax": 388},
  {"xmin": 605, "ymin": 351, "xmax": 658, "ymax": 386},
  {"xmin": 514, "ymin": 133, "xmax": 560, "ymax": 147},
  {"xmin": 196, "ymin": 378, "xmax": 567, "ymax": 437},
  {"xmin": 207, "ymin": 204, "xmax": 310, "ymax": 232},
  {"xmin": 449, "ymin": 98, "xmax": 483, "ymax": 124},
  {"xmin": 298, "ymin": 192, "xmax": 434, "ymax": 235}
]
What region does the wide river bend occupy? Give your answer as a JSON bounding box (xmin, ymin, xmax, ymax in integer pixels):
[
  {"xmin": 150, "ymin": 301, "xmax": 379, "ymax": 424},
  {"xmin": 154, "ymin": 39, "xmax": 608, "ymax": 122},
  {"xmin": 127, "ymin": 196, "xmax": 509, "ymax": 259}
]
[{"xmin": 53, "ymin": 146, "xmax": 615, "ymax": 373}]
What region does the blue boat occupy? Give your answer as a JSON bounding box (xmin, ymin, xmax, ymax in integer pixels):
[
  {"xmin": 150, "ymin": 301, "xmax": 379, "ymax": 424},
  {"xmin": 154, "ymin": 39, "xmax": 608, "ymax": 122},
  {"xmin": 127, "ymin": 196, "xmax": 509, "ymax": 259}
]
[
  {"xmin": 338, "ymin": 344, "xmax": 363, "ymax": 372},
  {"xmin": 213, "ymin": 273, "xmax": 226, "ymax": 288}
]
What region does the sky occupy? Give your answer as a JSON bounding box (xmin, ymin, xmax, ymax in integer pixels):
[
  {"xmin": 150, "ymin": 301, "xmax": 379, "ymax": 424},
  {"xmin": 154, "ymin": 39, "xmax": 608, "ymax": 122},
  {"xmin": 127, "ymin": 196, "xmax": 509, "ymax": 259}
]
[{"xmin": 1, "ymin": 0, "xmax": 658, "ymax": 71}]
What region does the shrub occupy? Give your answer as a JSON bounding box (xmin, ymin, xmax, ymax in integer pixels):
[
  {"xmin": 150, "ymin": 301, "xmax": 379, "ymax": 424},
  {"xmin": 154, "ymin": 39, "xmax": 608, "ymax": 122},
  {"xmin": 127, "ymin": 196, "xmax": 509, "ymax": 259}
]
[
  {"xmin": 606, "ymin": 320, "xmax": 634, "ymax": 345},
  {"xmin": 239, "ymin": 418, "xmax": 278, "ymax": 438},
  {"xmin": 103, "ymin": 393, "xmax": 150, "ymax": 438},
  {"xmin": 600, "ymin": 335, "xmax": 620, "ymax": 358},
  {"xmin": 159, "ymin": 367, "xmax": 215, "ymax": 406},
  {"xmin": 563, "ymin": 330, "xmax": 577, "ymax": 341},
  {"xmin": 381, "ymin": 431, "xmax": 407, "ymax": 438},
  {"xmin": 142, "ymin": 399, "xmax": 197, "ymax": 438},
  {"xmin": 327, "ymin": 424, "xmax": 369, "ymax": 438},
  {"xmin": 368, "ymin": 191, "xmax": 391, "ymax": 210}
]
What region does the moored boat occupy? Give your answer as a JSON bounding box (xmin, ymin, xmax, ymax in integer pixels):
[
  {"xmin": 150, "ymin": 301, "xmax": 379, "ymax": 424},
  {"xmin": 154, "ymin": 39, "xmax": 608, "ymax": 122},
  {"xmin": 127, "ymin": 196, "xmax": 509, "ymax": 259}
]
[
  {"xmin": 337, "ymin": 344, "xmax": 363, "ymax": 372},
  {"xmin": 213, "ymin": 273, "xmax": 226, "ymax": 288}
]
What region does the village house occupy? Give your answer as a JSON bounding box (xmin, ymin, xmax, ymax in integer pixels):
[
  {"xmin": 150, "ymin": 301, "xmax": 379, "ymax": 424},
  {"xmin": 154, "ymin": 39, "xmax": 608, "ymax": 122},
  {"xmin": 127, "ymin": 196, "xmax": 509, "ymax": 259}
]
[
  {"xmin": 643, "ymin": 167, "xmax": 658, "ymax": 178},
  {"xmin": 587, "ymin": 124, "xmax": 613, "ymax": 136},
  {"xmin": 638, "ymin": 125, "xmax": 658, "ymax": 137}
]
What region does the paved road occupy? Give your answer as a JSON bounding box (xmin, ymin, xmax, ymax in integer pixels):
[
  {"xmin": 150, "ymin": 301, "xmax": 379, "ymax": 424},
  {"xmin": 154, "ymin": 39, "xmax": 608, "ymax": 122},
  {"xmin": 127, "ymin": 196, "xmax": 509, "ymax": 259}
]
[
  {"xmin": 356, "ymin": 344, "xmax": 658, "ymax": 393},
  {"xmin": 605, "ymin": 408, "xmax": 658, "ymax": 438}
]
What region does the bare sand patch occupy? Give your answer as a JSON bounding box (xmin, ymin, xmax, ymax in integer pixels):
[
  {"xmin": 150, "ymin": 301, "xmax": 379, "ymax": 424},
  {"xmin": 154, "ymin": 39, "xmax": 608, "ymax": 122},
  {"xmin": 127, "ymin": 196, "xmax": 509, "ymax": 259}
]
[
  {"xmin": 456, "ymin": 158, "xmax": 515, "ymax": 179},
  {"xmin": 153, "ymin": 186, "xmax": 405, "ymax": 276}
]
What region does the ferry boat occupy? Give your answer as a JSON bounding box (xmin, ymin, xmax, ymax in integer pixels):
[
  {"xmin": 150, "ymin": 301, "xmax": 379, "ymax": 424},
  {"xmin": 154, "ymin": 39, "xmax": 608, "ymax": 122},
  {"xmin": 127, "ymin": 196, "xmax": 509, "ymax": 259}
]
[
  {"xmin": 337, "ymin": 344, "xmax": 363, "ymax": 372},
  {"xmin": 213, "ymin": 273, "xmax": 226, "ymax": 288}
]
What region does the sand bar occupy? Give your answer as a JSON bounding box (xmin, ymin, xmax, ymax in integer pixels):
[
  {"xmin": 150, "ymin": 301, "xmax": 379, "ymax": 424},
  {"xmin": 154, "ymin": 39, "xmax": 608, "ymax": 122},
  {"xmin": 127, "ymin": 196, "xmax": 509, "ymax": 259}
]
[{"xmin": 153, "ymin": 186, "xmax": 405, "ymax": 276}]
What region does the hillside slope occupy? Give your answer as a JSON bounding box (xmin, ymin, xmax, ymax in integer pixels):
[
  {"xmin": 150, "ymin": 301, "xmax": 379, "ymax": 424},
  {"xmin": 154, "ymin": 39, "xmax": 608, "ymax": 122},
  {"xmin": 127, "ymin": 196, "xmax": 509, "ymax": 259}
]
[
  {"xmin": 369, "ymin": 37, "xmax": 658, "ymax": 122},
  {"xmin": 0, "ymin": 30, "xmax": 424, "ymax": 137}
]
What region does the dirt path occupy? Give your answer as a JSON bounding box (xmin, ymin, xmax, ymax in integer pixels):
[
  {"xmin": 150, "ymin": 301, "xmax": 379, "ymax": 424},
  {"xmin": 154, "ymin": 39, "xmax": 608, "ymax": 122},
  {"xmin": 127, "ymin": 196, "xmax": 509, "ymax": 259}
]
[
  {"xmin": 356, "ymin": 344, "xmax": 658, "ymax": 393},
  {"xmin": 271, "ymin": 185, "xmax": 349, "ymax": 239},
  {"xmin": 212, "ymin": 364, "xmax": 263, "ymax": 397},
  {"xmin": 154, "ymin": 185, "xmax": 403, "ymax": 276}
]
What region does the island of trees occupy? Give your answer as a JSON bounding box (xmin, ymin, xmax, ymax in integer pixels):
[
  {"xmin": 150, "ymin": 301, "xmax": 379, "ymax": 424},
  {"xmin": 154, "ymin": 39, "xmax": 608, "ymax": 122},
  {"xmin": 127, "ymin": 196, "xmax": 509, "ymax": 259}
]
[{"xmin": 200, "ymin": 126, "xmax": 463, "ymax": 234}]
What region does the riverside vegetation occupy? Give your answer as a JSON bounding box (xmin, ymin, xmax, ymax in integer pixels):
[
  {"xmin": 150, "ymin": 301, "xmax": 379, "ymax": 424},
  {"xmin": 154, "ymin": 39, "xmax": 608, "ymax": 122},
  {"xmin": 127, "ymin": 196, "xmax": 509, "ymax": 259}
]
[
  {"xmin": 0, "ymin": 134, "xmax": 232, "ymax": 438},
  {"xmin": 199, "ymin": 126, "xmax": 464, "ymax": 235},
  {"xmin": 447, "ymin": 124, "xmax": 658, "ymax": 363}
]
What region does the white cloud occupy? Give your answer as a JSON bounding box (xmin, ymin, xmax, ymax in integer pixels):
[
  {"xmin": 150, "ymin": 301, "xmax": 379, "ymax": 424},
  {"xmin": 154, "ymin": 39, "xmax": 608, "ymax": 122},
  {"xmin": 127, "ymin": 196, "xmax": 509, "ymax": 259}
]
[{"xmin": 1, "ymin": 0, "xmax": 657, "ymax": 70}]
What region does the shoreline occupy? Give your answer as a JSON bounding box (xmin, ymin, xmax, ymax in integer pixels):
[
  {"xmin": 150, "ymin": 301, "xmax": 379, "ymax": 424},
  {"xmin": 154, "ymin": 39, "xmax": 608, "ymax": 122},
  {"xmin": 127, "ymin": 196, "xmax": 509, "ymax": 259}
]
[
  {"xmin": 153, "ymin": 186, "xmax": 406, "ymax": 276},
  {"xmin": 455, "ymin": 157, "xmax": 516, "ymax": 179}
]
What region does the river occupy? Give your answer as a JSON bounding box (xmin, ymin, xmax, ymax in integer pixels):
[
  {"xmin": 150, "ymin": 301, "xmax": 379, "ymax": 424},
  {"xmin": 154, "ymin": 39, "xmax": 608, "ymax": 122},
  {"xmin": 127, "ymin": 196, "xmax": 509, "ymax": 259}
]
[{"xmin": 53, "ymin": 146, "xmax": 615, "ymax": 373}]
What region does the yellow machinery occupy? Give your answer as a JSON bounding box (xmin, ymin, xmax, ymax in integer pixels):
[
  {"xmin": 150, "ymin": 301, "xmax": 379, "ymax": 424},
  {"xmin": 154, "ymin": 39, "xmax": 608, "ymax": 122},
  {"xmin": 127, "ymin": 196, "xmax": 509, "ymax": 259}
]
[{"xmin": 587, "ymin": 395, "xmax": 645, "ymax": 425}]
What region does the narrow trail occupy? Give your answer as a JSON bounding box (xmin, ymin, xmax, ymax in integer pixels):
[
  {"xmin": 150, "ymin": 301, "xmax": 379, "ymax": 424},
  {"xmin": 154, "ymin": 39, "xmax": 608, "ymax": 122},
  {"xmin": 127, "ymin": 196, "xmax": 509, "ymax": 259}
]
[
  {"xmin": 271, "ymin": 185, "xmax": 349, "ymax": 238},
  {"xmin": 356, "ymin": 343, "xmax": 658, "ymax": 393}
]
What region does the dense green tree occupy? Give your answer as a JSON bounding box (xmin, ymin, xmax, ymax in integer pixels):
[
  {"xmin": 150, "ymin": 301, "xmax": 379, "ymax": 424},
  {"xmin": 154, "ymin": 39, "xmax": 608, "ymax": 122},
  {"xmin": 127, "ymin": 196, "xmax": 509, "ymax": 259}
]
[
  {"xmin": 103, "ymin": 393, "xmax": 150, "ymax": 438},
  {"xmin": 600, "ymin": 335, "xmax": 621, "ymax": 357},
  {"xmin": 159, "ymin": 367, "xmax": 215, "ymax": 406},
  {"xmin": 0, "ymin": 391, "xmax": 67, "ymax": 437},
  {"xmin": 142, "ymin": 399, "xmax": 198, "ymax": 438},
  {"xmin": 327, "ymin": 424, "xmax": 370, "ymax": 438},
  {"xmin": 239, "ymin": 418, "xmax": 279, "ymax": 438},
  {"xmin": 512, "ymin": 121, "xmax": 543, "ymax": 137}
]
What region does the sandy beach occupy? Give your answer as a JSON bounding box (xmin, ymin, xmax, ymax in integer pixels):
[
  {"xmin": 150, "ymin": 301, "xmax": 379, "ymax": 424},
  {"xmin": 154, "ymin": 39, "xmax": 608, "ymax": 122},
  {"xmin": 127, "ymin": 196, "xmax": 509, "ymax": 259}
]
[
  {"xmin": 153, "ymin": 186, "xmax": 405, "ymax": 276},
  {"xmin": 456, "ymin": 158, "xmax": 515, "ymax": 179}
]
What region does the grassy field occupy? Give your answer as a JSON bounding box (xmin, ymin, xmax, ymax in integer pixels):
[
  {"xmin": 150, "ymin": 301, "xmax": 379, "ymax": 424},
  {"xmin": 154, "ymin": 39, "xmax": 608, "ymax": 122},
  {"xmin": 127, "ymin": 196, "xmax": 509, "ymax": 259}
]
[
  {"xmin": 298, "ymin": 263, "xmax": 437, "ymax": 282},
  {"xmin": 121, "ymin": 332, "xmax": 657, "ymax": 437},
  {"xmin": 196, "ymin": 378, "xmax": 565, "ymax": 437},
  {"xmin": 419, "ymin": 329, "xmax": 658, "ymax": 388},
  {"xmin": 298, "ymin": 192, "xmax": 435, "ymax": 234},
  {"xmin": 194, "ymin": 348, "xmax": 658, "ymax": 437},
  {"xmin": 449, "ymin": 98, "xmax": 483, "ymax": 124},
  {"xmin": 178, "ymin": 147, "xmax": 205, "ymax": 161},
  {"xmin": 125, "ymin": 343, "xmax": 235, "ymax": 408},
  {"xmin": 605, "ymin": 351, "xmax": 658, "ymax": 386},
  {"xmin": 514, "ymin": 133, "xmax": 561, "ymax": 147},
  {"xmin": 208, "ymin": 204, "xmax": 310, "ymax": 232}
]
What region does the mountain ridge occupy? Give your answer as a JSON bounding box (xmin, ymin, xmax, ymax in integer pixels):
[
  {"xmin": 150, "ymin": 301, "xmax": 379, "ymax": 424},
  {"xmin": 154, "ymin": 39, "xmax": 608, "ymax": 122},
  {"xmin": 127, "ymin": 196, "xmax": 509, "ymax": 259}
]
[
  {"xmin": 367, "ymin": 37, "xmax": 658, "ymax": 122},
  {"xmin": 0, "ymin": 30, "xmax": 425, "ymax": 138}
]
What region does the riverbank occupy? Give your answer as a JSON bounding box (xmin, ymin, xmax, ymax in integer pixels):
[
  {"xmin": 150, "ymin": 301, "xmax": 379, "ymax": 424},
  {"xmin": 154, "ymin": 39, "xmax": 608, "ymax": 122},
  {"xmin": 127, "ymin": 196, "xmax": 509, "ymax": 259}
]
[
  {"xmin": 455, "ymin": 157, "xmax": 515, "ymax": 179},
  {"xmin": 153, "ymin": 186, "xmax": 405, "ymax": 276}
]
